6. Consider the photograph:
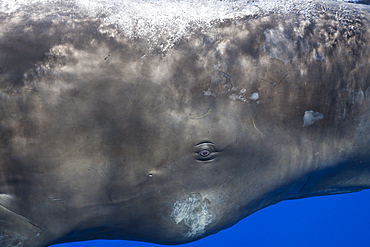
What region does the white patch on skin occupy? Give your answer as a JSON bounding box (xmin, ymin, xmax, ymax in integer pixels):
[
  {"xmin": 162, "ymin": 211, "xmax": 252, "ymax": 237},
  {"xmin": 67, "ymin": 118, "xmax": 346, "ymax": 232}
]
[
  {"xmin": 249, "ymin": 92, "xmax": 259, "ymax": 101},
  {"xmin": 1, "ymin": 0, "xmax": 316, "ymax": 52},
  {"xmin": 312, "ymin": 52, "xmax": 325, "ymax": 61},
  {"xmin": 171, "ymin": 193, "xmax": 213, "ymax": 237},
  {"xmin": 264, "ymin": 24, "xmax": 298, "ymax": 65},
  {"xmin": 229, "ymin": 94, "xmax": 248, "ymax": 103},
  {"xmin": 215, "ymin": 40, "xmax": 229, "ymax": 55},
  {"xmin": 229, "ymin": 94, "xmax": 238, "ymax": 100},
  {"xmin": 303, "ymin": 110, "xmax": 324, "ymax": 127},
  {"xmin": 203, "ymin": 89, "xmax": 215, "ymax": 97},
  {"xmin": 354, "ymin": 88, "xmax": 365, "ymax": 103}
]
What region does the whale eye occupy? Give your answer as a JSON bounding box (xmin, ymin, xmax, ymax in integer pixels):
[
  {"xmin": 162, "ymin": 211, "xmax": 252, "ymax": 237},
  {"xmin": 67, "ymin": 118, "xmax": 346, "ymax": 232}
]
[
  {"xmin": 199, "ymin": 149, "xmax": 211, "ymax": 157},
  {"xmin": 194, "ymin": 141, "xmax": 218, "ymax": 161}
]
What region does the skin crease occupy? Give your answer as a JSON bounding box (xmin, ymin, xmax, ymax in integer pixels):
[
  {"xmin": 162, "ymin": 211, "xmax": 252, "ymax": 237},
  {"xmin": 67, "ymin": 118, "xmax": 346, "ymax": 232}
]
[{"xmin": 1, "ymin": 0, "xmax": 370, "ymax": 246}]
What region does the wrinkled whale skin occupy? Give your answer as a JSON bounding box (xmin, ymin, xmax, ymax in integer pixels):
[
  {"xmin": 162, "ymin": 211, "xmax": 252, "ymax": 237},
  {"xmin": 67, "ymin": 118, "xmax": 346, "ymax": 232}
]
[{"xmin": 1, "ymin": 1, "xmax": 370, "ymax": 246}]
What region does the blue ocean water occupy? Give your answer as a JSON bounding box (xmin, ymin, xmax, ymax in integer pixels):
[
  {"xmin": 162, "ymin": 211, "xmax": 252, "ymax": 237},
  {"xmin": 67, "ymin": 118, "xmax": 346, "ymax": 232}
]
[{"xmin": 53, "ymin": 189, "xmax": 370, "ymax": 247}]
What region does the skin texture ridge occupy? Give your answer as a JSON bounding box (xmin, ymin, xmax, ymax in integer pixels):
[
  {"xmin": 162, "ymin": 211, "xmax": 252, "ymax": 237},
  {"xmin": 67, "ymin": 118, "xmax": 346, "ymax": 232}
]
[{"xmin": 1, "ymin": 0, "xmax": 370, "ymax": 246}]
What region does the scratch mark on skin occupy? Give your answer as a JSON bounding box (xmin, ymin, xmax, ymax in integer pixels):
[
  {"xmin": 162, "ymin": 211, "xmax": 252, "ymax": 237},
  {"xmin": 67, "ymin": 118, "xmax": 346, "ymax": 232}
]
[
  {"xmin": 297, "ymin": 176, "xmax": 312, "ymax": 194},
  {"xmin": 269, "ymin": 69, "xmax": 298, "ymax": 85},
  {"xmin": 219, "ymin": 71, "xmax": 230, "ymax": 84},
  {"xmin": 0, "ymin": 232, "xmax": 28, "ymax": 247},
  {"xmin": 252, "ymin": 116, "xmax": 265, "ymax": 137},
  {"xmin": 259, "ymin": 142, "xmax": 281, "ymax": 154},
  {"xmin": 190, "ymin": 103, "xmax": 213, "ymax": 120},
  {"xmin": 27, "ymin": 221, "xmax": 45, "ymax": 231},
  {"xmin": 56, "ymin": 142, "xmax": 93, "ymax": 162},
  {"xmin": 0, "ymin": 204, "xmax": 45, "ymax": 231},
  {"xmin": 275, "ymin": 73, "xmax": 289, "ymax": 85}
]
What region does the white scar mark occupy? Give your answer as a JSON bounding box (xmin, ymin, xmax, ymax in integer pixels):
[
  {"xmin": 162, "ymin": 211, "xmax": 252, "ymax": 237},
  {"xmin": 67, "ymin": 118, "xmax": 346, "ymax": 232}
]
[
  {"xmin": 189, "ymin": 103, "xmax": 213, "ymax": 120},
  {"xmin": 0, "ymin": 231, "xmax": 28, "ymax": 247},
  {"xmin": 171, "ymin": 193, "xmax": 213, "ymax": 237},
  {"xmin": 249, "ymin": 92, "xmax": 259, "ymax": 101},
  {"xmin": 302, "ymin": 110, "xmax": 324, "ymax": 127},
  {"xmin": 253, "ymin": 116, "xmax": 265, "ymax": 137}
]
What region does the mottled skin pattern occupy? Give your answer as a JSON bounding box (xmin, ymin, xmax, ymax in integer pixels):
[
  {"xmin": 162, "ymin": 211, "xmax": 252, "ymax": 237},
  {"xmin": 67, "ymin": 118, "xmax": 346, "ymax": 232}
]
[{"xmin": 1, "ymin": 1, "xmax": 370, "ymax": 246}]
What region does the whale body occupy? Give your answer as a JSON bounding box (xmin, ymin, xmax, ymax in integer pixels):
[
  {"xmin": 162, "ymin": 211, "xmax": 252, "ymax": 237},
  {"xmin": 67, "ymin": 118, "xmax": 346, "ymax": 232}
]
[{"xmin": 1, "ymin": 0, "xmax": 370, "ymax": 246}]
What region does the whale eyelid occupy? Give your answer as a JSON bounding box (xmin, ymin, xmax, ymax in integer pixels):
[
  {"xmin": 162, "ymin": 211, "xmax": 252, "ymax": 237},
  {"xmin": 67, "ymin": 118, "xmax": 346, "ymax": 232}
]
[
  {"xmin": 194, "ymin": 142, "xmax": 218, "ymax": 153},
  {"xmin": 195, "ymin": 141, "xmax": 215, "ymax": 147}
]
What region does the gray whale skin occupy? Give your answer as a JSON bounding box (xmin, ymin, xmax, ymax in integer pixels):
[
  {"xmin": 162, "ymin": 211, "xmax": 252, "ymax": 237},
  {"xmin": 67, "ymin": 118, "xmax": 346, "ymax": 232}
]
[{"xmin": 1, "ymin": 0, "xmax": 370, "ymax": 246}]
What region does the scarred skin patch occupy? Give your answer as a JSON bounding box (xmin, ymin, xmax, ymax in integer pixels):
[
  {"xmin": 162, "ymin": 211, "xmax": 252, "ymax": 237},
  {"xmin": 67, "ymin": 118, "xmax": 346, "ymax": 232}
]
[{"xmin": 171, "ymin": 193, "xmax": 213, "ymax": 237}]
